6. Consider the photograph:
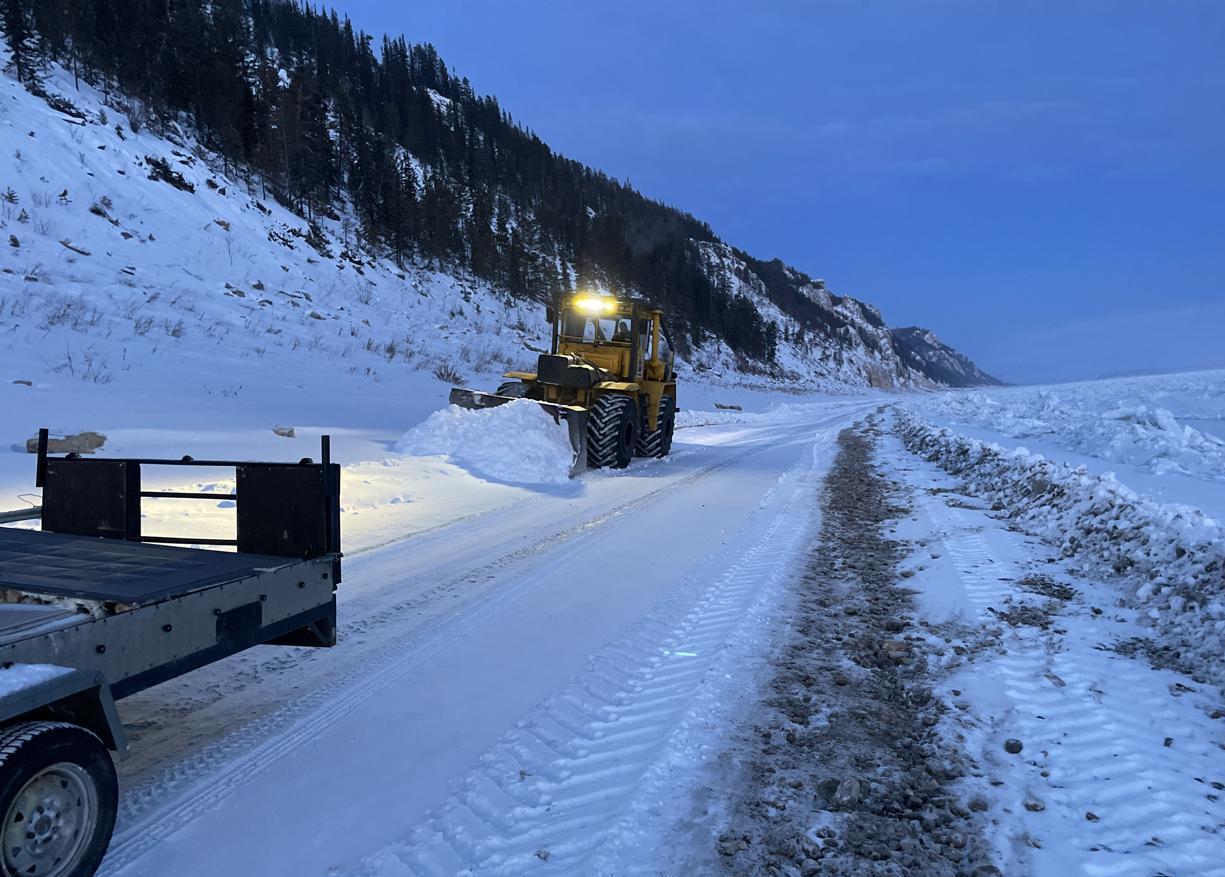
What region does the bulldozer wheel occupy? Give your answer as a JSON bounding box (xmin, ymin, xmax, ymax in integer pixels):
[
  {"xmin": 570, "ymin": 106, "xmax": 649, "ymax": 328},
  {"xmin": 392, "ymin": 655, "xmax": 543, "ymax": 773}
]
[
  {"xmin": 495, "ymin": 381, "xmax": 531, "ymax": 399},
  {"xmin": 587, "ymin": 395, "xmax": 637, "ymax": 469},
  {"xmin": 635, "ymin": 395, "xmax": 676, "ymax": 458}
]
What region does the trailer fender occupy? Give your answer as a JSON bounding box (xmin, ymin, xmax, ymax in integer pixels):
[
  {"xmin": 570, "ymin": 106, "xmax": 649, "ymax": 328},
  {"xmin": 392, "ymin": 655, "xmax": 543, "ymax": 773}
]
[{"xmin": 0, "ymin": 668, "xmax": 127, "ymax": 755}]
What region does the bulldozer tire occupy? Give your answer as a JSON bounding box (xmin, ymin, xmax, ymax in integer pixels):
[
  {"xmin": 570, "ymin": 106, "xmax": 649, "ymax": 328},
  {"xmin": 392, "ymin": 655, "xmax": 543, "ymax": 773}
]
[
  {"xmin": 495, "ymin": 381, "xmax": 531, "ymax": 399},
  {"xmin": 587, "ymin": 395, "xmax": 637, "ymax": 469},
  {"xmin": 635, "ymin": 395, "xmax": 676, "ymax": 458}
]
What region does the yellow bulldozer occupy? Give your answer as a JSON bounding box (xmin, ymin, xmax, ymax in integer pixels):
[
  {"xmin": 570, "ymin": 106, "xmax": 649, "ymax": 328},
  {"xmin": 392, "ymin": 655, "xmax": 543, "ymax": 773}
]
[{"xmin": 449, "ymin": 293, "xmax": 678, "ymax": 472}]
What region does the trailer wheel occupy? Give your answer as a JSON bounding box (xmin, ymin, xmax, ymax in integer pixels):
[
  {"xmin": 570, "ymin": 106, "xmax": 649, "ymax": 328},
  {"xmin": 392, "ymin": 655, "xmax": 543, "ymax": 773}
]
[
  {"xmin": 0, "ymin": 722, "xmax": 117, "ymax": 877},
  {"xmin": 587, "ymin": 395, "xmax": 637, "ymax": 469},
  {"xmin": 635, "ymin": 395, "xmax": 676, "ymax": 458}
]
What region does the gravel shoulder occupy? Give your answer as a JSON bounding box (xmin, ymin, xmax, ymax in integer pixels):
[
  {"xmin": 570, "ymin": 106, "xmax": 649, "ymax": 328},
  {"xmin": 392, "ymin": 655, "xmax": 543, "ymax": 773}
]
[{"xmin": 716, "ymin": 419, "xmax": 996, "ymax": 876}]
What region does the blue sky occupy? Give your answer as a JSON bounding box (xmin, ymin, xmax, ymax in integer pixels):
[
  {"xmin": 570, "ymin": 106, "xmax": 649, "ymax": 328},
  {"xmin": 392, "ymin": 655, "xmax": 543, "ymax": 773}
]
[{"xmin": 332, "ymin": 1, "xmax": 1224, "ymax": 383}]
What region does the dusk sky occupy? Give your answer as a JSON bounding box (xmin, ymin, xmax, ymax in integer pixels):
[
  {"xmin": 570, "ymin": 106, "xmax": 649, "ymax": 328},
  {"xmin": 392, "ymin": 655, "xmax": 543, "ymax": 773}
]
[{"xmin": 332, "ymin": 1, "xmax": 1224, "ymax": 384}]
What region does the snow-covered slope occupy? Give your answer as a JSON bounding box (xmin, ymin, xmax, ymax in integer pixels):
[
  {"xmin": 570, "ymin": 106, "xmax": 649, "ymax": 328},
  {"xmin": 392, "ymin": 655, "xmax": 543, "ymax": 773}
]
[
  {"xmin": 0, "ymin": 54, "xmax": 991, "ymax": 411},
  {"xmin": 891, "ymin": 326, "xmax": 1003, "ymax": 387},
  {"xmin": 0, "ymin": 63, "xmax": 551, "ymax": 395},
  {"xmin": 696, "ymin": 242, "xmax": 946, "ymax": 389}
]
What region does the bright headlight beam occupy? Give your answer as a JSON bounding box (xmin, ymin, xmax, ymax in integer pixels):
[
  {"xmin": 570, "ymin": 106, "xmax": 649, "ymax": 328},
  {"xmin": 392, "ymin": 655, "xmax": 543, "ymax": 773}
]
[{"xmin": 573, "ymin": 296, "xmax": 616, "ymax": 314}]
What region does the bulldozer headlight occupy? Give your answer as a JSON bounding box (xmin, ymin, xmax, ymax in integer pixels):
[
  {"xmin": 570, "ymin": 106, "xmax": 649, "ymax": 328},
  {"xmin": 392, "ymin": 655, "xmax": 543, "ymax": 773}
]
[{"xmin": 573, "ymin": 296, "xmax": 616, "ymax": 314}]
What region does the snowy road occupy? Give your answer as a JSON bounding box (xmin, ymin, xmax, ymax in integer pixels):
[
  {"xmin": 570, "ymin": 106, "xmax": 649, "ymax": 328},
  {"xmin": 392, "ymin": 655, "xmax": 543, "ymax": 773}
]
[{"xmin": 97, "ymin": 400, "xmax": 875, "ymax": 876}]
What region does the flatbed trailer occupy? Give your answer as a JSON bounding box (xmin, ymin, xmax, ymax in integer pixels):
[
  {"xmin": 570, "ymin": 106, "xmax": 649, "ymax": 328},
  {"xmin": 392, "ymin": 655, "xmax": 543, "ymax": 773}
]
[{"xmin": 0, "ymin": 430, "xmax": 341, "ymax": 877}]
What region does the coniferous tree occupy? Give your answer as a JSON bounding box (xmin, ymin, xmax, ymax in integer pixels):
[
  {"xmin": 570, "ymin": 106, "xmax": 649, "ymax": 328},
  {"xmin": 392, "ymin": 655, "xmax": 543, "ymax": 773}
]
[
  {"xmin": 2, "ymin": 0, "xmax": 36, "ymax": 83},
  {"xmin": 4, "ymin": 0, "xmax": 839, "ymax": 365}
]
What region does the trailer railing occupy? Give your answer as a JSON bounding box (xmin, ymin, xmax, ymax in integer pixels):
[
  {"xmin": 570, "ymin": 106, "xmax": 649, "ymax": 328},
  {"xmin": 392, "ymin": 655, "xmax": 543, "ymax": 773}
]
[
  {"xmin": 27, "ymin": 428, "xmax": 342, "ymax": 581},
  {"xmin": 0, "ymin": 508, "xmax": 41, "ymax": 524}
]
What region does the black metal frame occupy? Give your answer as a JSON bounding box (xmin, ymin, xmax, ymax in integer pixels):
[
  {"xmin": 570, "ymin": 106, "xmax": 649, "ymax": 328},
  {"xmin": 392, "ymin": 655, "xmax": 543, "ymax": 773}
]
[
  {"xmin": 109, "ymin": 604, "xmax": 337, "ymax": 699},
  {"xmin": 32, "ymin": 428, "xmax": 342, "ymax": 582}
]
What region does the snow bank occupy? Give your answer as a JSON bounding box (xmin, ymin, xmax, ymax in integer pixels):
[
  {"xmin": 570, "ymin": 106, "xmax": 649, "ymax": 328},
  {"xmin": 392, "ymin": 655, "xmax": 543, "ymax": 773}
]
[
  {"xmin": 675, "ymin": 408, "xmax": 765, "ymax": 429},
  {"xmin": 895, "ymin": 408, "xmax": 1225, "ymax": 688},
  {"xmin": 396, "ymin": 401, "xmax": 575, "ymax": 485},
  {"xmin": 919, "ymin": 371, "xmax": 1225, "ymax": 483},
  {"xmin": 676, "ymin": 401, "xmax": 860, "ymax": 429}
]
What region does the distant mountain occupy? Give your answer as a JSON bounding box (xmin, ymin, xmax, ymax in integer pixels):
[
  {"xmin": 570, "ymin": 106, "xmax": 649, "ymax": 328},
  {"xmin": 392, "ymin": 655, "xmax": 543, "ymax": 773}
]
[
  {"xmin": 891, "ymin": 328, "xmax": 1004, "ymax": 388},
  {"xmin": 0, "ymin": 0, "xmax": 997, "ymax": 389}
]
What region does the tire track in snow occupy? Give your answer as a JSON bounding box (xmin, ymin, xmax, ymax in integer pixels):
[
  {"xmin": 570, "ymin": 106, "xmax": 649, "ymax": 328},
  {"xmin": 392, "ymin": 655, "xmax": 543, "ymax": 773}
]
[
  {"xmin": 921, "ymin": 494, "xmax": 1225, "ymax": 877},
  {"xmin": 344, "ymin": 431, "xmax": 832, "ymax": 876},
  {"xmin": 99, "ymin": 416, "xmax": 846, "ymax": 877}
]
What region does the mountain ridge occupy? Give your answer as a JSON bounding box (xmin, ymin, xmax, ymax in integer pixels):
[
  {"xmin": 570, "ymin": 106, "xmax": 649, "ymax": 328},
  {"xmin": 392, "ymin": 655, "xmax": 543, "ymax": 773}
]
[
  {"xmin": 891, "ymin": 327, "xmax": 1004, "ymax": 388},
  {"xmin": 0, "ymin": 1, "xmax": 995, "ymax": 390}
]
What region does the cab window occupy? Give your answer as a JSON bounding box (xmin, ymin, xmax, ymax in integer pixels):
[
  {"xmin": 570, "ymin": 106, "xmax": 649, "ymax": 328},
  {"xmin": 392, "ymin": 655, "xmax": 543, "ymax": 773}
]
[{"xmin": 561, "ymin": 310, "xmax": 632, "ymax": 344}]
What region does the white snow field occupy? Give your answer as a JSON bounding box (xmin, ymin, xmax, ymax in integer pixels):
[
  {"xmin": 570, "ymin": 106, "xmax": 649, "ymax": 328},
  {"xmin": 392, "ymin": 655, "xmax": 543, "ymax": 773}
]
[
  {"xmin": 6, "ymin": 357, "xmax": 1225, "ymax": 876},
  {"xmin": 913, "ymin": 369, "xmax": 1225, "ymax": 519},
  {"xmin": 902, "ymin": 370, "xmax": 1225, "ymax": 689}
]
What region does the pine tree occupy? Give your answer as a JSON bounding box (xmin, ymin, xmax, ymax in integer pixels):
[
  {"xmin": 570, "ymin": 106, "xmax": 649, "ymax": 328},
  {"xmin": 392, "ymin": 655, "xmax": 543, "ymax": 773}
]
[
  {"xmin": 2, "ymin": 0, "xmax": 37, "ymax": 83},
  {"xmin": 8, "ymin": 0, "xmax": 824, "ymax": 364}
]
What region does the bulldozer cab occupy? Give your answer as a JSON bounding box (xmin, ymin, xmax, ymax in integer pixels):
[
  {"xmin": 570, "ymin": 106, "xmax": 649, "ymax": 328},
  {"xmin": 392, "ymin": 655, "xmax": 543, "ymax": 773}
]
[{"xmin": 554, "ymin": 296, "xmax": 672, "ymax": 382}]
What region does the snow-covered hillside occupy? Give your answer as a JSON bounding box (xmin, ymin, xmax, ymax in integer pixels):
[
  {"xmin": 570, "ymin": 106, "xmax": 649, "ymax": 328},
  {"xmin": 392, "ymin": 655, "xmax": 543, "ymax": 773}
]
[
  {"xmin": 892, "ymin": 326, "xmax": 1004, "ymax": 387},
  {"xmin": 0, "ymin": 53, "xmax": 990, "ymax": 423},
  {"xmin": 0, "ymin": 63, "xmax": 554, "ymax": 395},
  {"xmin": 696, "ymin": 241, "xmax": 947, "ymax": 389}
]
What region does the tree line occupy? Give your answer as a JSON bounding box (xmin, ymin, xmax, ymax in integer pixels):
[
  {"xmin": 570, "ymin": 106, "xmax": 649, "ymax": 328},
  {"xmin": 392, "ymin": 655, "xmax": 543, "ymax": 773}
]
[{"xmin": 2, "ymin": 0, "xmax": 791, "ymax": 361}]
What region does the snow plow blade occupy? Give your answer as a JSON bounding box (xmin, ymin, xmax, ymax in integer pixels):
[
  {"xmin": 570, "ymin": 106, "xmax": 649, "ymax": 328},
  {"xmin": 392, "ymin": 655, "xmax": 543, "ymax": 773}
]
[{"xmin": 448, "ymin": 388, "xmax": 589, "ymax": 477}]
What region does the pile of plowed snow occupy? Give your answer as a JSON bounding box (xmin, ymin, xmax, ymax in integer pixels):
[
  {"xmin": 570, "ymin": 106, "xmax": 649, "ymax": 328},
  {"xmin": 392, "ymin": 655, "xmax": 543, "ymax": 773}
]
[
  {"xmin": 895, "ymin": 408, "xmax": 1225, "ymax": 688},
  {"xmin": 396, "ymin": 401, "xmax": 575, "ymax": 485}
]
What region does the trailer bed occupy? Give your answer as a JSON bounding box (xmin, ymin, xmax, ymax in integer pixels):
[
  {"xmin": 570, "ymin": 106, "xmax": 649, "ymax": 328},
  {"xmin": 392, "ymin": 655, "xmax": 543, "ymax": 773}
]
[
  {"xmin": 0, "ymin": 603, "xmax": 79, "ymax": 645},
  {"xmin": 0, "ymin": 528, "xmax": 294, "ymax": 605},
  {"xmin": 0, "ymin": 535, "xmax": 337, "ymax": 700},
  {"xmin": 0, "ymin": 432, "xmax": 344, "ymax": 877}
]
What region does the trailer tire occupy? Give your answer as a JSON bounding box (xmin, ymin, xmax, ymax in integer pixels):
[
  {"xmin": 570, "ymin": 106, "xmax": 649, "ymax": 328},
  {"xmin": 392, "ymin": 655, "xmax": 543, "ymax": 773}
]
[
  {"xmin": 587, "ymin": 395, "xmax": 637, "ymax": 469},
  {"xmin": 635, "ymin": 395, "xmax": 675, "ymax": 458},
  {"xmin": 0, "ymin": 721, "xmax": 117, "ymax": 877}
]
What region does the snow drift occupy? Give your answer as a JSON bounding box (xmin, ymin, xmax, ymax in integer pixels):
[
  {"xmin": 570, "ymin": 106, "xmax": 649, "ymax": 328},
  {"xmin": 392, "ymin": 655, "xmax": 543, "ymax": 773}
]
[
  {"xmin": 396, "ymin": 401, "xmax": 576, "ymax": 486},
  {"xmin": 921, "ymin": 372, "xmax": 1225, "ymax": 484},
  {"xmin": 895, "ymin": 408, "xmax": 1225, "ymax": 689}
]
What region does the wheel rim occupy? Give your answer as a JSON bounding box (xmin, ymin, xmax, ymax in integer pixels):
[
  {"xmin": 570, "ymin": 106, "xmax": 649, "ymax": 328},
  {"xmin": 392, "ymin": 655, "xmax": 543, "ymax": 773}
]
[{"xmin": 3, "ymin": 762, "xmax": 99, "ymax": 877}]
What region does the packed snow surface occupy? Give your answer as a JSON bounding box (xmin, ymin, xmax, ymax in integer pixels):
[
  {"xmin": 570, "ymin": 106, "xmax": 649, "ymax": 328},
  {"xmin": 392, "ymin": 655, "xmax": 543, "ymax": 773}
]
[{"xmin": 395, "ymin": 401, "xmax": 576, "ymax": 485}]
